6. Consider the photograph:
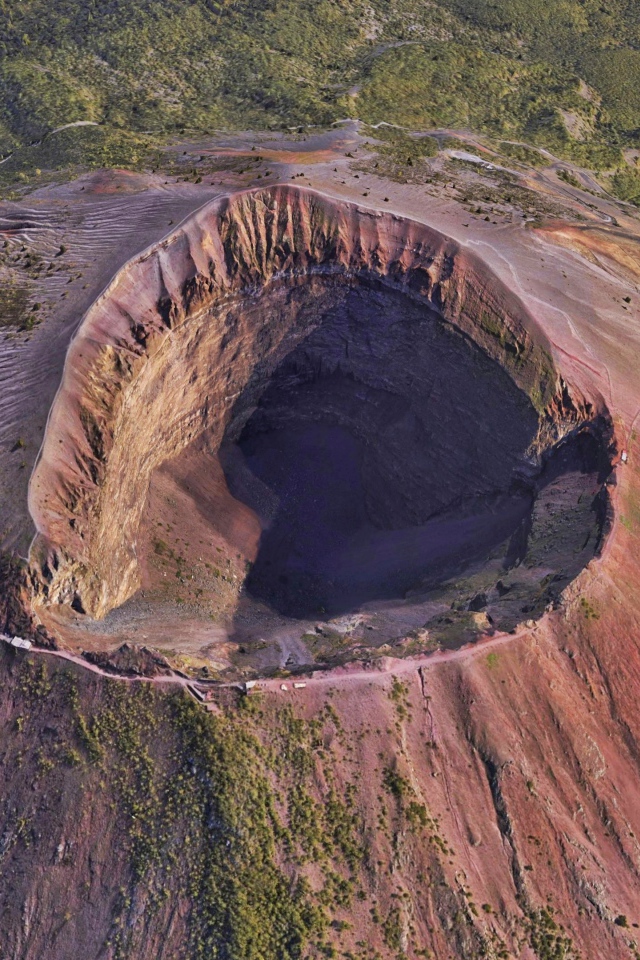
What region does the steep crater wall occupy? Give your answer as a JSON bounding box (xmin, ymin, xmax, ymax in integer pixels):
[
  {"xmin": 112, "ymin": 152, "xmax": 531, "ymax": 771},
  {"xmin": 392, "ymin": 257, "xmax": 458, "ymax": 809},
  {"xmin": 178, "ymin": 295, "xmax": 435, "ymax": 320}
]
[{"xmin": 27, "ymin": 186, "xmax": 610, "ymax": 627}]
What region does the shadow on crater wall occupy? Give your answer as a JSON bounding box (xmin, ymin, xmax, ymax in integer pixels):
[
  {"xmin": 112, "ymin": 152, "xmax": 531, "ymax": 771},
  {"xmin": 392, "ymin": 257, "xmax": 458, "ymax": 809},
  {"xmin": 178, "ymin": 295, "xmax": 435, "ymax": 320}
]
[{"xmin": 223, "ymin": 284, "xmax": 541, "ymax": 617}]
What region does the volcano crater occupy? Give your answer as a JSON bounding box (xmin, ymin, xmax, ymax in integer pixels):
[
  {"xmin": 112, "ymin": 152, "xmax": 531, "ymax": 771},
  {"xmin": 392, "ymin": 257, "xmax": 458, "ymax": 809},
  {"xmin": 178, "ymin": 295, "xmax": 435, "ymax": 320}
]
[{"xmin": 27, "ymin": 187, "xmax": 613, "ymax": 666}]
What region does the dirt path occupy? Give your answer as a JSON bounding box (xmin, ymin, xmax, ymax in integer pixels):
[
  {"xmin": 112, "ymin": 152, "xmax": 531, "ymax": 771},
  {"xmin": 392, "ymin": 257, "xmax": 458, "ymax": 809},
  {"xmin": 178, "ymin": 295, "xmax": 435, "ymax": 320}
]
[
  {"xmin": 256, "ymin": 628, "xmax": 529, "ymax": 693},
  {"xmin": 3, "ymin": 626, "xmax": 530, "ymax": 695},
  {"xmin": 23, "ymin": 645, "xmax": 196, "ymax": 687}
]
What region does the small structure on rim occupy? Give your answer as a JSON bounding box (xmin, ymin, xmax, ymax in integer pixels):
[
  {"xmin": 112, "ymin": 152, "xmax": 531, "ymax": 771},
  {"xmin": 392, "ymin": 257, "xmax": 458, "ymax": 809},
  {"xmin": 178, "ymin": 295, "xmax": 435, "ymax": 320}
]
[{"xmin": 9, "ymin": 636, "xmax": 32, "ymax": 650}]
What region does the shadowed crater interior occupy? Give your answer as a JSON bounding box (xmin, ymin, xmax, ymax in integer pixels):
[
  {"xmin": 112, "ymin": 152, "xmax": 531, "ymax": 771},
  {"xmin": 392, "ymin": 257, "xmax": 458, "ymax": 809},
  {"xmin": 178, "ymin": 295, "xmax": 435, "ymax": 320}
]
[{"xmin": 220, "ymin": 281, "xmax": 607, "ymax": 622}]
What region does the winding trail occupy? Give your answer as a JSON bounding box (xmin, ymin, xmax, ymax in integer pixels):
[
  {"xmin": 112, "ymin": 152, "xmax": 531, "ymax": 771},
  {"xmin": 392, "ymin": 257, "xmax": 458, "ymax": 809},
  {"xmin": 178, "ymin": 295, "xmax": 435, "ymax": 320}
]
[
  {"xmin": 256, "ymin": 627, "xmax": 530, "ymax": 692},
  {"xmin": 3, "ymin": 625, "xmax": 532, "ymax": 698}
]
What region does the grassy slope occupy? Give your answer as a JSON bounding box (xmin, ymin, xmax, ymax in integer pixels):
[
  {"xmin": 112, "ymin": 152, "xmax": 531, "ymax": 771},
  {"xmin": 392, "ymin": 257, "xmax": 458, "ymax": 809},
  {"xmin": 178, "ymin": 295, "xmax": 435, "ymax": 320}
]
[
  {"xmin": 0, "ymin": 651, "xmax": 483, "ymax": 960},
  {"xmin": 0, "ymin": 652, "xmax": 351, "ymax": 959},
  {"xmin": 1, "ymin": 0, "xmax": 640, "ymax": 188},
  {"xmin": 3, "ymin": 647, "xmax": 612, "ymax": 960}
]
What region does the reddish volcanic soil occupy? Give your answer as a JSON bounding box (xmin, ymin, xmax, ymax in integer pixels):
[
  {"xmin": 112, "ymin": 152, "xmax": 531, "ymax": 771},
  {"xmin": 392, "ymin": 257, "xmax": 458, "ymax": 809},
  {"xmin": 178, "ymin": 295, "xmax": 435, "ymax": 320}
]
[{"xmin": 1, "ymin": 127, "xmax": 640, "ymax": 959}]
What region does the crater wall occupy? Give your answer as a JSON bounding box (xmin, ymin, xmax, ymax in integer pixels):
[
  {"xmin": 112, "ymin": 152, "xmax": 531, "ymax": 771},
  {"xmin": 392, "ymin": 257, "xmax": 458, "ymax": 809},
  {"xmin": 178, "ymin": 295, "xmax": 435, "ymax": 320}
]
[{"xmin": 28, "ymin": 186, "xmax": 603, "ymax": 620}]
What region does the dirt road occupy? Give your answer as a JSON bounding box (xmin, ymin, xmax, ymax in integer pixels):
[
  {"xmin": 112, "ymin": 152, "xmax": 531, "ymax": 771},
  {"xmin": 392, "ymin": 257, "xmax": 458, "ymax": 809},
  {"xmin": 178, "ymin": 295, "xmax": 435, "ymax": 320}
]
[
  {"xmin": 3, "ymin": 625, "xmax": 531, "ymax": 697},
  {"xmin": 256, "ymin": 627, "xmax": 530, "ymax": 692}
]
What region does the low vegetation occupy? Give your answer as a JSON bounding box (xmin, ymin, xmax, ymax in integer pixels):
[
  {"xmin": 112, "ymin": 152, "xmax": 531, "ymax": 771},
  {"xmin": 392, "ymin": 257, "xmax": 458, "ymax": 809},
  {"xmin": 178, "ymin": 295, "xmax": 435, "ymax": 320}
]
[
  {"xmin": 526, "ymin": 906, "xmax": 581, "ymax": 960},
  {"xmin": 5, "ymin": 655, "xmax": 374, "ymax": 959},
  {"xmin": 3, "ymin": 649, "xmax": 628, "ymax": 958},
  {"xmin": 1, "ymin": 0, "xmax": 640, "ymax": 188}
]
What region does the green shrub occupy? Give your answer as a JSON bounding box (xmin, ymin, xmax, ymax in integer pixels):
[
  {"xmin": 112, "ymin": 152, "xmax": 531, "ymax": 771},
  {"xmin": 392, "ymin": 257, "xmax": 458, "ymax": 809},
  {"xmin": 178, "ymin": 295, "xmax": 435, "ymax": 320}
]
[{"xmin": 610, "ymin": 167, "xmax": 640, "ymax": 206}]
